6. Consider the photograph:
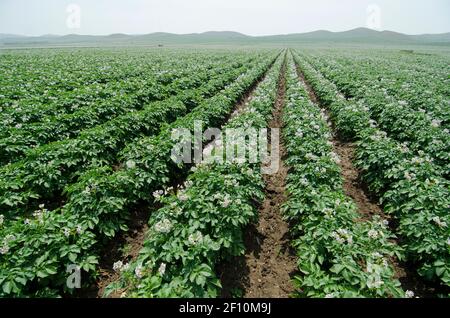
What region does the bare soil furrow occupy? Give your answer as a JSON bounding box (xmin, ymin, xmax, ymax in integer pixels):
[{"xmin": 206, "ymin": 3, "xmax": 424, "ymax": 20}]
[
  {"xmin": 220, "ymin": 57, "xmax": 297, "ymax": 298},
  {"xmin": 296, "ymin": 63, "xmax": 388, "ymax": 221}
]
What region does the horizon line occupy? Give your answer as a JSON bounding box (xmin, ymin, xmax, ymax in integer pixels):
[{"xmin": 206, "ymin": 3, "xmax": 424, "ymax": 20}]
[{"xmin": 3, "ymin": 27, "xmax": 450, "ymax": 38}]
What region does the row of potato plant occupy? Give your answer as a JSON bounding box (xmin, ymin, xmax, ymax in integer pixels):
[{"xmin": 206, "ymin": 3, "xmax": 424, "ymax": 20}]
[
  {"xmin": 297, "ymin": 50, "xmax": 449, "ymax": 129},
  {"xmin": 0, "ymin": 56, "xmax": 256, "ymax": 165},
  {"xmin": 1, "ymin": 56, "xmax": 158, "ymax": 129},
  {"xmin": 0, "ymin": 50, "xmax": 233, "ymax": 127},
  {"xmin": 0, "ymin": 52, "xmax": 279, "ymax": 297},
  {"xmin": 293, "ymin": 52, "xmax": 450, "ymax": 291},
  {"xmin": 0, "ymin": 59, "xmax": 255, "ymax": 216},
  {"xmin": 0, "ymin": 49, "xmax": 164, "ymax": 100},
  {"xmin": 282, "ymin": 53, "xmax": 405, "ymax": 298},
  {"xmin": 299, "ymin": 53, "xmax": 450, "ymax": 178},
  {"xmin": 105, "ymin": 53, "xmax": 285, "ymax": 298}
]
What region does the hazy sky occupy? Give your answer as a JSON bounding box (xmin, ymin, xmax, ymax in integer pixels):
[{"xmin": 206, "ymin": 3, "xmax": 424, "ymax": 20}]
[{"xmin": 0, "ymin": 0, "xmax": 449, "ymax": 36}]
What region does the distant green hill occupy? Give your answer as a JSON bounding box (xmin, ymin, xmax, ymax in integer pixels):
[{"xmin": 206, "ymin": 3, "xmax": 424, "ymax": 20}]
[{"xmin": 1, "ymin": 28, "xmax": 449, "ymax": 47}]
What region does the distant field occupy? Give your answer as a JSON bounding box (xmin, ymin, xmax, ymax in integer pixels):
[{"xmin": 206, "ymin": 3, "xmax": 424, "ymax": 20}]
[
  {"xmin": 1, "ymin": 28, "xmax": 450, "ymax": 48},
  {"xmin": 0, "ymin": 47, "xmax": 449, "ymax": 298}
]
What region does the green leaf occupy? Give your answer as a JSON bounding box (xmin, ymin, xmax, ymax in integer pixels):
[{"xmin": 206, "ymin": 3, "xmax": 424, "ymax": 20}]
[
  {"xmin": 2, "ymin": 281, "xmax": 12, "ymax": 294},
  {"xmin": 14, "ymin": 276, "xmax": 28, "ymax": 286},
  {"xmin": 69, "ymin": 253, "xmax": 78, "ymax": 262},
  {"xmin": 435, "ymin": 266, "xmax": 445, "ymax": 277},
  {"xmin": 331, "ymin": 264, "xmax": 345, "ymax": 274},
  {"xmin": 37, "ymin": 270, "xmax": 48, "ymax": 278}
]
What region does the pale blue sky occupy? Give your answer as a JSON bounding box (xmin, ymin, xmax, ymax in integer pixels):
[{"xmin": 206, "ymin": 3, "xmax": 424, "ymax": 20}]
[{"xmin": 0, "ymin": 0, "xmax": 449, "ymax": 36}]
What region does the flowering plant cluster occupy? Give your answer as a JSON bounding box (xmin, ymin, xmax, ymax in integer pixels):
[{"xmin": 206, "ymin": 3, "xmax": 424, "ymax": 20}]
[
  {"xmin": 282, "ymin": 54, "xmax": 404, "ymax": 298},
  {"xmin": 0, "ymin": 51, "xmax": 278, "ymax": 297},
  {"xmin": 0, "ymin": 50, "xmax": 165, "ymax": 129},
  {"xmin": 294, "ymin": 52, "xmax": 450, "ymax": 291},
  {"xmin": 0, "ymin": 54, "xmax": 257, "ymax": 216},
  {"xmin": 0, "ymin": 51, "xmax": 245, "ymax": 165},
  {"xmin": 302, "ymin": 52, "xmax": 450, "ymax": 177},
  {"xmin": 306, "ymin": 50, "xmax": 449, "ymax": 130},
  {"xmin": 105, "ymin": 55, "xmax": 284, "ymax": 298}
]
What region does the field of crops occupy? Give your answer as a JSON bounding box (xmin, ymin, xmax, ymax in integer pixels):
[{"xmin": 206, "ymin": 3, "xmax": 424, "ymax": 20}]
[{"xmin": 0, "ymin": 47, "xmax": 449, "ymax": 298}]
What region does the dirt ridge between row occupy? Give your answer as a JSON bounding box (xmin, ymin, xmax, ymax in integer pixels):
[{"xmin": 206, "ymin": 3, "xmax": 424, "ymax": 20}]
[
  {"xmin": 220, "ymin": 55, "xmax": 298, "ymax": 298},
  {"xmin": 296, "ymin": 65, "xmax": 389, "ymax": 223}
]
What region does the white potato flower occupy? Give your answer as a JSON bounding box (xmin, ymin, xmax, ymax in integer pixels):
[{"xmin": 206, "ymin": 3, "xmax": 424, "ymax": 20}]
[
  {"xmin": 432, "ymin": 216, "xmax": 447, "ymax": 228},
  {"xmin": 330, "ymin": 152, "xmax": 341, "ymax": 164},
  {"xmin": 183, "ymin": 181, "xmax": 193, "ymax": 189},
  {"xmin": 431, "ymin": 119, "xmax": 442, "ymax": 128},
  {"xmin": 153, "ymin": 190, "xmax": 164, "ymax": 201},
  {"xmin": 135, "ymin": 265, "xmax": 144, "ymax": 279},
  {"xmin": 400, "ymin": 143, "xmax": 409, "ymax": 154},
  {"xmin": 0, "ymin": 245, "xmax": 9, "ymax": 255},
  {"xmin": 154, "ymin": 219, "xmax": 173, "ymax": 233},
  {"xmin": 405, "ymin": 290, "xmax": 415, "ymax": 298},
  {"xmin": 63, "ymin": 228, "xmax": 71, "ymax": 237},
  {"xmin": 221, "ymin": 195, "xmax": 233, "ymax": 208},
  {"xmin": 113, "ymin": 261, "xmax": 123, "ymax": 272},
  {"xmin": 404, "ymin": 172, "xmax": 416, "ymax": 181},
  {"xmin": 178, "ymin": 191, "xmax": 189, "ymax": 202},
  {"xmin": 368, "ymin": 229, "xmax": 379, "ymax": 239},
  {"xmin": 188, "ymin": 232, "xmax": 204, "ymax": 246},
  {"xmin": 305, "ymin": 153, "xmax": 318, "ymax": 161},
  {"xmin": 367, "ymin": 275, "xmax": 384, "ymax": 289},
  {"xmin": 158, "ymin": 263, "xmax": 167, "ymax": 276},
  {"xmin": 332, "ymin": 229, "xmax": 353, "ymax": 244},
  {"xmin": 323, "ymin": 208, "xmax": 335, "ymax": 218},
  {"xmin": 125, "ymin": 160, "xmax": 136, "ymax": 169}
]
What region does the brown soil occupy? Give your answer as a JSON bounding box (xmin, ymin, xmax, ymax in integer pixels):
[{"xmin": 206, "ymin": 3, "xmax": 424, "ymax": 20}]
[
  {"xmin": 333, "ymin": 141, "xmax": 389, "ymax": 221},
  {"xmin": 98, "ymin": 214, "xmax": 149, "ymax": 297},
  {"xmin": 298, "ymin": 70, "xmax": 319, "ymax": 104},
  {"xmin": 75, "ymin": 206, "xmax": 152, "ymax": 298},
  {"xmin": 220, "ymin": 56, "xmax": 297, "ymax": 298},
  {"xmin": 297, "ymin": 64, "xmax": 388, "ymax": 221}
]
